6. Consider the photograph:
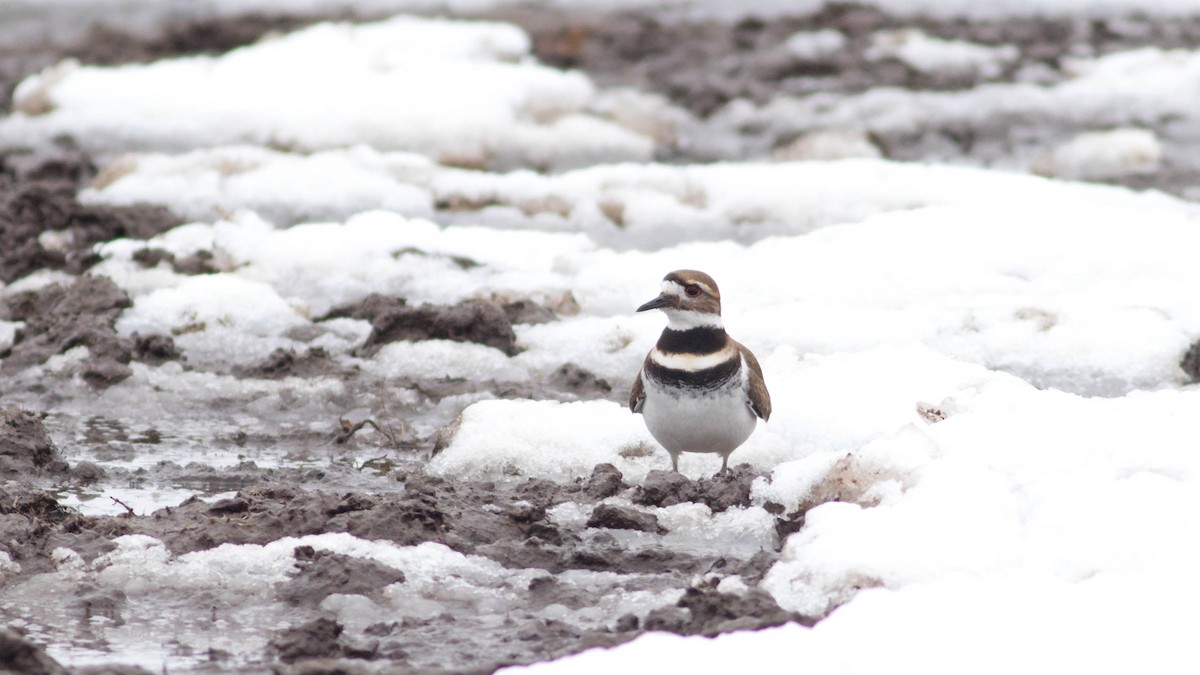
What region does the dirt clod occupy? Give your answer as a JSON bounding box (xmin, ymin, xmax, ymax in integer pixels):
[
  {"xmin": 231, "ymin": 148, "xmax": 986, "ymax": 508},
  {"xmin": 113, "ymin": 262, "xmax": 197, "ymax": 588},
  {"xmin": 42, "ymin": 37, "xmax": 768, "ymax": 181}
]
[
  {"xmin": 632, "ymin": 470, "xmax": 694, "ymax": 507},
  {"xmin": 269, "ymin": 617, "xmax": 345, "ymax": 663},
  {"xmin": 324, "ymin": 294, "xmax": 519, "ymax": 356},
  {"xmin": 279, "ymin": 547, "xmax": 405, "ymax": 607},
  {"xmin": 1, "ymin": 275, "xmax": 134, "ymax": 387},
  {"xmin": 673, "ymin": 585, "xmax": 808, "ymax": 636},
  {"xmin": 131, "ymin": 333, "xmax": 181, "ymax": 364},
  {"xmin": 1180, "ymin": 339, "xmax": 1200, "ymax": 381},
  {"xmin": 0, "ymin": 628, "xmax": 69, "ymax": 675},
  {"xmin": 0, "ymin": 146, "xmax": 183, "ymax": 284},
  {"xmin": 692, "ymin": 464, "xmax": 757, "ymax": 512},
  {"xmin": 586, "ymin": 503, "xmax": 666, "ymax": 534},
  {"xmin": 0, "ymin": 408, "xmax": 67, "ymax": 476},
  {"xmin": 234, "ymin": 346, "xmax": 348, "ymax": 380},
  {"xmin": 584, "ymin": 463, "xmax": 625, "ymax": 500}
]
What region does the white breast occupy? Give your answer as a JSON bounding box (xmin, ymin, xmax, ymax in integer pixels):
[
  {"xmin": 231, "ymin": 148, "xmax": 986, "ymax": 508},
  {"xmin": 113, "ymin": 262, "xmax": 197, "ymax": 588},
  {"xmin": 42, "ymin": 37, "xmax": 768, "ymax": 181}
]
[{"xmin": 640, "ymin": 358, "xmax": 757, "ymax": 457}]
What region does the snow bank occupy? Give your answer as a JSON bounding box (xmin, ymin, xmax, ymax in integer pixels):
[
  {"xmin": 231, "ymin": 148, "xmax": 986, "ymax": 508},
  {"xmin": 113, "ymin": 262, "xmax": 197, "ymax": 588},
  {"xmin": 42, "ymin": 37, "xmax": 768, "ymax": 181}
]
[
  {"xmin": 865, "ymin": 28, "xmax": 1018, "ymax": 78},
  {"xmin": 427, "ymin": 399, "xmax": 659, "ymax": 481},
  {"xmin": 504, "ymin": 348, "xmax": 1200, "ymax": 673},
  {"xmin": 1, "ymin": 15, "xmax": 653, "ymax": 170}
]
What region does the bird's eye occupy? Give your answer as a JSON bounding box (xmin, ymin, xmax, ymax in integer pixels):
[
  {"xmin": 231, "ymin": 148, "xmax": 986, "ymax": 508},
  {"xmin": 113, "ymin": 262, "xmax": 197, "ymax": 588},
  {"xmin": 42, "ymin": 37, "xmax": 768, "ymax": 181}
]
[{"xmin": 685, "ymin": 284, "xmax": 701, "ymax": 297}]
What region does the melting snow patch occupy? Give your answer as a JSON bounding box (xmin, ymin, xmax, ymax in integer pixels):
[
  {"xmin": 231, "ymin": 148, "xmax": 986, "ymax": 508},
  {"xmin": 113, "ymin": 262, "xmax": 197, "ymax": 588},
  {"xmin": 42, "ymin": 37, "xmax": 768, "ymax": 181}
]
[
  {"xmin": 1032, "ymin": 127, "xmax": 1163, "ymax": 180},
  {"xmin": 428, "ymin": 399, "xmax": 660, "ymax": 482},
  {"xmin": 866, "ymin": 28, "xmax": 1018, "ymax": 78},
  {"xmin": 1, "ymin": 15, "xmax": 654, "ymax": 169}
]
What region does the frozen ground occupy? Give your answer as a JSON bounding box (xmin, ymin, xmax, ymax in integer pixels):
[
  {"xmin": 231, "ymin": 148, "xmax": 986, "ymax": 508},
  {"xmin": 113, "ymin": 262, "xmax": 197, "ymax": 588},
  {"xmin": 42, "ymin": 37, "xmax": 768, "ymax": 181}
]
[{"xmin": 2, "ymin": 1, "xmax": 1200, "ymax": 674}]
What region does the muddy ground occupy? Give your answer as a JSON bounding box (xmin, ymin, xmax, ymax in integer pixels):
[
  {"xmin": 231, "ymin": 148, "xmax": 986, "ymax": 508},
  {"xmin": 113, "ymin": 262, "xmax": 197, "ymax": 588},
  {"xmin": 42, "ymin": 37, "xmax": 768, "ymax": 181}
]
[{"xmin": 3, "ymin": 3, "xmax": 1200, "ymax": 673}]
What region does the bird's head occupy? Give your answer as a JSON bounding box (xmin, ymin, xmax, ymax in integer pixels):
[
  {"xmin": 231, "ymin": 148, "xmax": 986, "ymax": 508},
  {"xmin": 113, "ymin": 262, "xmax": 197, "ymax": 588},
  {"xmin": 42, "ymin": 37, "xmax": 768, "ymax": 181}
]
[{"xmin": 637, "ymin": 269, "xmax": 723, "ymax": 329}]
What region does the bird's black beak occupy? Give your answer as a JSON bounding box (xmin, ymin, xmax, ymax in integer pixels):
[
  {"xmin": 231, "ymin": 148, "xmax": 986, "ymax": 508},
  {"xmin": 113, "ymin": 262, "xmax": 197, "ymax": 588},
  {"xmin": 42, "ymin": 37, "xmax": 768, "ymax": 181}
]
[{"xmin": 637, "ymin": 294, "xmax": 672, "ymax": 312}]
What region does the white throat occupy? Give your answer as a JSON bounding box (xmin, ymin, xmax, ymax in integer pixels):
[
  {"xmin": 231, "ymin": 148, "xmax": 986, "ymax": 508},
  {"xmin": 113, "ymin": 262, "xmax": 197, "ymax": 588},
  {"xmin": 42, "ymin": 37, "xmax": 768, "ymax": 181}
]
[{"xmin": 663, "ymin": 309, "xmax": 724, "ymax": 330}]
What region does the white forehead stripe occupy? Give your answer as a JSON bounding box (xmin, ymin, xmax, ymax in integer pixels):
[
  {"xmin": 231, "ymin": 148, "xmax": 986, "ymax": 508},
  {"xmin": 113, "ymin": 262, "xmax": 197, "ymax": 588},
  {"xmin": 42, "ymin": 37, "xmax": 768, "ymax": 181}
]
[{"xmin": 661, "ymin": 279, "xmax": 713, "ymax": 296}]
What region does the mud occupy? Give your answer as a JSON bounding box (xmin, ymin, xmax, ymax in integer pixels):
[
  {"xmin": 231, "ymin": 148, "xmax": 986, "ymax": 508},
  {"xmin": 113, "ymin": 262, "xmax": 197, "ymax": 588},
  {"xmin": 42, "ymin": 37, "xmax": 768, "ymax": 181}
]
[
  {"xmin": 0, "ymin": 408, "xmax": 68, "ymax": 477},
  {"xmin": 1181, "ymin": 340, "xmax": 1200, "ymax": 382},
  {"xmin": 324, "ymin": 295, "xmax": 520, "ymax": 357},
  {"xmin": 0, "ymin": 440, "xmax": 808, "ymax": 672},
  {"xmin": 513, "ymin": 5, "xmax": 1197, "ymax": 115},
  {"xmin": 131, "ymin": 246, "xmax": 220, "ymax": 276},
  {"xmin": 586, "ymin": 503, "xmax": 667, "ymax": 534},
  {"xmin": 1, "ymin": 275, "xmax": 136, "ymax": 387},
  {"xmin": 0, "ymin": 147, "xmax": 183, "ymax": 284},
  {"xmin": 633, "ymin": 465, "xmax": 756, "ymax": 512},
  {"xmin": 280, "ymin": 547, "xmax": 407, "ymax": 607},
  {"xmin": 234, "ymin": 346, "xmax": 353, "ymax": 380},
  {"xmin": 0, "ymin": 628, "xmax": 69, "ymax": 675}
]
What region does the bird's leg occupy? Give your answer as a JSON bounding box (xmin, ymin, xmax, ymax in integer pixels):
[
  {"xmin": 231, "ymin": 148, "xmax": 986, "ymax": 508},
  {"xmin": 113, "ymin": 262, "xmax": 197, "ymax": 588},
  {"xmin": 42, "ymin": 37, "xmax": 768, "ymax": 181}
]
[
  {"xmin": 671, "ymin": 453, "xmax": 679, "ymax": 473},
  {"xmin": 719, "ymin": 454, "xmax": 730, "ymax": 475}
]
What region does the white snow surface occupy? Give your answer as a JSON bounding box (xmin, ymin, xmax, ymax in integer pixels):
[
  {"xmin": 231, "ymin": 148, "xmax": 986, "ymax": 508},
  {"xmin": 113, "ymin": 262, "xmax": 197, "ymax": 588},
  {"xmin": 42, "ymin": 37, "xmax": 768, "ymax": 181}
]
[
  {"xmin": 865, "ymin": 28, "xmax": 1019, "ymax": 78},
  {"xmin": 0, "ymin": 15, "xmax": 653, "ymax": 170},
  {"xmin": 501, "ymin": 347, "xmax": 1200, "ymax": 673}
]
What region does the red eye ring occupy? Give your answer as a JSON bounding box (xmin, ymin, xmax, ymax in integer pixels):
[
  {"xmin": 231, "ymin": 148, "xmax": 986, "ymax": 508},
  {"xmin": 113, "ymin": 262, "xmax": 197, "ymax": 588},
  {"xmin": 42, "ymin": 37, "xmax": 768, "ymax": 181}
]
[{"xmin": 685, "ymin": 284, "xmax": 701, "ymax": 297}]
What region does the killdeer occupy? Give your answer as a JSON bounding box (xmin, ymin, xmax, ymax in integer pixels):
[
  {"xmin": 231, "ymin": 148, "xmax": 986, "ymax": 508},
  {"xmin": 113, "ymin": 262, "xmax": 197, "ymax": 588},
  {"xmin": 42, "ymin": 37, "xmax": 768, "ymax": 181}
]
[{"xmin": 629, "ymin": 270, "xmax": 771, "ymax": 474}]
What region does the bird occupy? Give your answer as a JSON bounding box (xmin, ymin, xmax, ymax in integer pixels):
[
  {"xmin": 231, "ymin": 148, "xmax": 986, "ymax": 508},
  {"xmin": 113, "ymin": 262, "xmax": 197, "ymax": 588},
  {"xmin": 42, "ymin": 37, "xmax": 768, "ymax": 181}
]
[{"xmin": 629, "ymin": 269, "xmax": 771, "ymax": 475}]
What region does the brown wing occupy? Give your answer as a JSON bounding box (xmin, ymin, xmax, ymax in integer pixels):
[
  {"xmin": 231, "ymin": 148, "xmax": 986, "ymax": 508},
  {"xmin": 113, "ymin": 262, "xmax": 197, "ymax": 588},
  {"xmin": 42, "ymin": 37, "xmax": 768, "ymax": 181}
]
[
  {"xmin": 735, "ymin": 340, "xmax": 771, "ymax": 421},
  {"xmin": 629, "ymin": 363, "xmax": 647, "ymax": 414}
]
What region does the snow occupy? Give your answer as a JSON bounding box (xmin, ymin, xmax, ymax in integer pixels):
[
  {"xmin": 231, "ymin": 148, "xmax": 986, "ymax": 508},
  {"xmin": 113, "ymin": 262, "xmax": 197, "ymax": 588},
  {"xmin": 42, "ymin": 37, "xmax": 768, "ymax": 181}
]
[
  {"xmin": 505, "ymin": 354, "xmax": 1200, "ymax": 673},
  {"xmin": 427, "ymin": 399, "xmax": 659, "ymax": 482},
  {"xmin": 85, "ymin": 150, "xmax": 1196, "ymax": 248},
  {"xmin": 705, "ymin": 47, "xmax": 1200, "ymax": 168},
  {"xmin": 505, "ymin": 575, "xmax": 1198, "ymax": 674},
  {"xmin": 0, "ymin": 321, "xmax": 19, "ymax": 353},
  {"xmin": 784, "ymin": 29, "xmax": 847, "ymax": 61},
  {"xmin": 87, "ymin": 145, "xmax": 437, "ymax": 225},
  {"xmin": 0, "ymin": 16, "xmax": 654, "ymax": 170},
  {"xmin": 1033, "ymin": 127, "xmax": 1164, "ymax": 179},
  {"xmin": 865, "ymin": 28, "xmax": 1019, "ymax": 78}
]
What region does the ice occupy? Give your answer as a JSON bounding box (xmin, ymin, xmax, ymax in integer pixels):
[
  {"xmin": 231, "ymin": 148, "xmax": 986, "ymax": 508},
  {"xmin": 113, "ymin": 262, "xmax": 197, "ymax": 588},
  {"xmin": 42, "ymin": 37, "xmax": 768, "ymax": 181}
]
[
  {"xmin": 58, "ymin": 488, "xmax": 238, "ymax": 517},
  {"xmin": 0, "ymin": 551, "xmax": 18, "ymax": 579},
  {"xmin": 0, "ymin": 16, "xmax": 653, "ymax": 170},
  {"xmin": 652, "ymin": 503, "xmax": 778, "ymax": 556},
  {"xmin": 6, "ymin": 531, "xmax": 552, "ymax": 671}
]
